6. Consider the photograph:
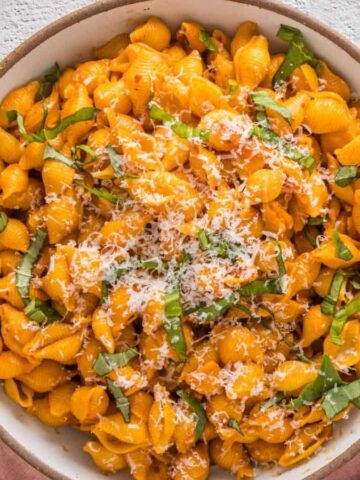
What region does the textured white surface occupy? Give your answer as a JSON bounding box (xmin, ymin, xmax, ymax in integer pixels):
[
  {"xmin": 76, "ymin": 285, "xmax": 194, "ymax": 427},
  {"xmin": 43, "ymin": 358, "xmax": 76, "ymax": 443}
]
[{"xmin": 0, "ymin": 0, "xmax": 359, "ymax": 60}]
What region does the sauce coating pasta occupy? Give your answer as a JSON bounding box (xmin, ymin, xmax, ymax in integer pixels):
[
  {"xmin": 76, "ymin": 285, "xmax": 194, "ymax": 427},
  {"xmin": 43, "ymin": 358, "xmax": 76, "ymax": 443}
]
[{"xmin": 1, "ymin": 16, "xmax": 360, "ymax": 479}]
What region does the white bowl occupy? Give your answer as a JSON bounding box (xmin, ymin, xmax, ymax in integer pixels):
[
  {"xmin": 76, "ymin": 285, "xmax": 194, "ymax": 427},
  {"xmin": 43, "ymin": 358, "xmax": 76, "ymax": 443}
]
[{"xmin": 0, "ymin": 1, "xmax": 359, "ymax": 479}]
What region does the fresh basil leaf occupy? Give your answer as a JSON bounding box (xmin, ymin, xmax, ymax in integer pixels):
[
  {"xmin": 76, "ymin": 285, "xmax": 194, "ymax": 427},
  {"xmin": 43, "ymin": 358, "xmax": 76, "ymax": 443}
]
[
  {"xmin": 198, "ymin": 230, "xmax": 247, "ymax": 260},
  {"xmin": 106, "ymin": 144, "xmax": 122, "ymax": 179},
  {"xmin": 93, "ymin": 348, "xmax": 138, "ymax": 376},
  {"xmin": 199, "ymin": 30, "xmax": 218, "ymax": 52},
  {"xmin": 308, "ymin": 217, "xmax": 327, "ymax": 226},
  {"xmin": 192, "ymin": 295, "xmax": 236, "ymax": 322},
  {"xmin": 330, "ymin": 294, "xmax": 360, "ymax": 345},
  {"xmin": 261, "ymin": 392, "xmax": 286, "ymax": 411},
  {"xmin": 164, "ymin": 290, "xmax": 186, "ymax": 360},
  {"xmin": 7, "ymin": 107, "xmax": 97, "ymax": 143},
  {"xmin": 250, "ymin": 124, "xmax": 315, "ymax": 173},
  {"xmin": 350, "ymin": 279, "xmax": 360, "ymax": 290},
  {"xmin": 148, "ymin": 101, "xmax": 210, "ymax": 142},
  {"xmin": 74, "ymin": 180, "xmax": 123, "ymax": 204},
  {"xmin": 304, "ymin": 225, "xmax": 317, "ymax": 248},
  {"xmin": 321, "ymin": 270, "xmax": 345, "ymax": 315},
  {"xmin": 238, "ymin": 278, "xmax": 284, "ymax": 296},
  {"xmin": 227, "ymin": 418, "xmax": 243, "ymax": 434},
  {"xmin": 43, "ymin": 144, "xmax": 79, "ymax": 169},
  {"xmin": 333, "ymin": 230, "xmax": 353, "ymax": 261},
  {"xmin": 0, "ymin": 212, "xmax": 8, "ymax": 232},
  {"xmin": 39, "ymin": 63, "xmax": 61, "ymax": 99},
  {"xmin": 177, "ymin": 389, "xmax": 206, "ymax": 440},
  {"xmin": 72, "ymin": 144, "xmax": 97, "ymax": 163},
  {"xmin": 227, "ymin": 80, "xmax": 239, "ymax": 96},
  {"xmin": 251, "ymin": 91, "xmax": 292, "ymax": 120},
  {"xmin": 283, "ymin": 338, "xmax": 313, "ymax": 364},
  {"xmin": 335, "ymin": 165, "xmax": 359, "ymax": 187},
  {"xmin": 273, "ymin": 24, "xmax": 321, "ymax": 86},
  {"xmin": 255, "ymin": 108, "xmax": 269, "ymax": 128},
  {"xmin": 290, "ymin": 354, "xmax": 345, "ymax": 410},
  {"xmin": 106, "ymin": 378, "xmax": 130, "ymax": 423},
  {"xmin": 100, "ymin": 281, "xmax": 109, "ymax": 305},
  {"xmin": 16, "ymin": 230, "xmax": 47, "ymax": 305},
  {"xmin": 322, "ymin": 379, "xmax": 360, "ymax": 419},
  {"xmin": 24, "ymin": 298, "xmax": 61, "ymax": 324}
]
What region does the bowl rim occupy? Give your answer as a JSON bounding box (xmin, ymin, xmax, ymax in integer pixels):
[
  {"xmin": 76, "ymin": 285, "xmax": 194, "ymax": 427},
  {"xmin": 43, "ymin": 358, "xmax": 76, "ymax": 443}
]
[{"xmin": 0, "ymin": 1, "xmax": 359, "ymax": 479}]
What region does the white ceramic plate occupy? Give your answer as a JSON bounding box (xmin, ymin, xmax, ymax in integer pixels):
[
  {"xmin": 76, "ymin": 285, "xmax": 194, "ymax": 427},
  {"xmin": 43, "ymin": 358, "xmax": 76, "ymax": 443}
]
[{"xmin": 0, "ymin": 1, "xmax": 359, "ymax": 479}]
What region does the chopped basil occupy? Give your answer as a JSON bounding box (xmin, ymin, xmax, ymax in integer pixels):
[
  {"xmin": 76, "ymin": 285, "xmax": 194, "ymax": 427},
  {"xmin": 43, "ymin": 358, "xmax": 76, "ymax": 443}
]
[
  {"xmin": 106, "ymin": 378, "xmax": 130, "ymax": 423},
  {"xmin": 250, "ymin": 124, "xmax": 315, "ymax": 173},
  {"xmin": 255, "ymin": 108, "xmax": 269, "ymax": 128},
  {"xmin": 330, "ymin": 295, "xmax": 360, "ymax": 345},
  {"xmin": 350, "ymin": 279, "xmax": 360, "ymax": 290},
  {"xmin": 192, "ymin": 295, "xmax": 236, "ymax": 322},
  {"xmin": 227, "ymin": 80, "xmax": 239, "ymax": 96},
  {"xmin": 304, "ymin": 225, "xmax": 317, "ymax": 248},
  {"xmin": 107, "ymin": 144, "xmax": 122, "ymax": 179},
  {"xmin": 148, "ymin": 101, "xmax": 210, "ymax": 142},
  {"xmin": 74, "ymin": 180, "xmax": 123, "ymax": 204},
  {"xmin": 177, "ymin": 389, "xmax": 206, "ymax": 440},
  {"xmin": 199, "ymin": 30, "xmax": 218, "ymax": 52},
  {"xmin": 289, "ymin": 354, "xmax": 345, "ymax": 410},
  {"xmin": 0, "ymin": 212, "xmax": 8, "ymax": 232},
  {"xmin": 227, "ymin": 418, "xmax": 243, "ymax": 434},
  {"xmin": 238, "ymin": 241, "xmax": 286, "ymax": 296},
  {"xmin": 251, "ymin": 90, "xmax": 292, "ymax": 120},
  {"xmin": 93, "ymin": 348, "xmax": 139, "ymax": 376},
  {"xmin": 261, "ymin": 392, "xmax": 286, "ymax": 411},
  {"xmin": 273, "ymin": 24, "xmax": 321, "ymax": 86},
  {"xmin": 164, "ymin": 290, "xmax": 187, "ymax": 360},
  {"xmin": 43, "ymin": 144, "xmax": 79, "ymax": 169},
  {"xmin": 71, "ymin": 144, "xmax": 97, "ymax": 163},
  {"xmin": 333, "ymin": 230, "xmax": 353, "ymax": 261},
  {"xmin": 335, "ymin": 165, "xmax": 359, "ymax": 187},
  {"xmin": 321, "ymin": 270, "xmax": 345, "ymax": 315},
  {"xmin": 24, "ymin": 298, "xmax": 61, "ymax": 324},
  {"xmin": 283, "ymin": 338, "xmax": 313, "ymax": 364},
  {"xmin": 38, "ymin": 63, "xmax": 61, "ymax": 99},
  {"xmin": 308, "ymin": 217, "xmax": 327, "ymax": 226},
  {"xmin": 16, "ymin": 230, "xmax": 47, "ymax": 305},
  {"xmin": 198, "ymin": 230, "xmax": 247, "ymax": 260},
  {"xmin": 100, "ymin": 281, "xmax": 109, "ymax": 305},
  {"xmin": 322, "ymin": 379, "xmax": 360, "ymax": 419},
  {"xmin": 7, "ymin": 107, "xmax": 97, "ymax": 143}
]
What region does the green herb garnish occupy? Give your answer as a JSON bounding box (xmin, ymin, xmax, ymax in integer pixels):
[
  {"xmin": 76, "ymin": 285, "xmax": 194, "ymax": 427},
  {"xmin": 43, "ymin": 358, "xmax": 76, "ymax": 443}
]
[
  {"xmin": 321, "ymin": 270, "xmax": 345, "ymax": 315},
  {"xmin": 250, "ymin": 124, "xmax": 315, "ymax": 173},
  {"xmin": 93, "ymin": 348, "xmax": 139, "ymax": 376},
  {"xmin": 43, "ymin": 144, "xmax": 79, "ymax": 169},
  {"xmin": 290, "ymin": 354, "xmax": 344, "ymax": 410},
  {"xmin": 335, "ymin": 165, "xmax": 359, "ymax": 187},
  {"xmin": 273, "ymin": 24, "xmax": 321, "ymax": 86},
  {"xmin": 164, "ymin": 290, "xmax": 187, "ymax": 360},
  {"xmin": 227, "ymin": 418, "xmax": 243, "ymax": 434},
  {"xmin": 177, "ymin": 389, "xmax": 206, "ymax": 440},
  {"xmin": 251, "ymin": 90, "xmax": 292, "ymax": 120},
  {"xmin": 261, "ymin": 392, "xmax": 286, "ymax": 411},
  {"xmin": 24, "ymin": 298, "xmax": 61, "ymax": 324},
  {"xmin": 198, "ymin": 230, "xmax": 247, "ymax": 260},
  {"xmin": 16, "ymin": 230, "xmax": 47, "ymax": 305},
  {"xmin": 148, "ymin": 101, "xmax": 210, "ymax": 142},
  {"xmin": 7, "ymin": 107, "xmax": 97, "ymax": 143},
  {"xmin": 0, "ymin": 212, "xmax": 8, "ymax": 232},
  {"xmin": 333, "ymin": 230, "xmax": 353, "ymax": 261},
  {"xmin": 330, "ymin": 295, "xmax": 360, "ymax": 345},
  {"xmin": 74, "ymin": 180, "xmax": 123, "ymax": 204},
  {"xmin": 106, "ymin": 378, "xmax": 130, "ymax": 423},
  {"xmin": 38, "ymin": 63, "xmax": 61, "ymax": 99},
  {"xmin": 199, "ymin": 30, "xmax": 218, "ymax": 52}
]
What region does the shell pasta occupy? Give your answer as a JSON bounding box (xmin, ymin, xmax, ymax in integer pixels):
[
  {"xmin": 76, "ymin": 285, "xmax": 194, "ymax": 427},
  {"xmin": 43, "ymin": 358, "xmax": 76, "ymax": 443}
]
[{"xmin": 1, "ymin": 15, "xmax": 360, "ymax": 479}]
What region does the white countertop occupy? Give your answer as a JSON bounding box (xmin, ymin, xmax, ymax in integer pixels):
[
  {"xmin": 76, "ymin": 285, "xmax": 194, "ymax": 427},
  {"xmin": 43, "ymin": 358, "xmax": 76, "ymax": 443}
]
[{"xmin": 0, "ymin": 0, "xmax": 358, "ymax": 60}]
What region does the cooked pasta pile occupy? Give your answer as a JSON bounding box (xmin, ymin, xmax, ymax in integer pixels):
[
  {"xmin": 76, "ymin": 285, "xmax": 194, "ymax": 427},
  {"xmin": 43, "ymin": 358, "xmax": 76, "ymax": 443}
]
[{"xmin": 1, "ymin": 15, "xmax": 360, "ymax": 479}]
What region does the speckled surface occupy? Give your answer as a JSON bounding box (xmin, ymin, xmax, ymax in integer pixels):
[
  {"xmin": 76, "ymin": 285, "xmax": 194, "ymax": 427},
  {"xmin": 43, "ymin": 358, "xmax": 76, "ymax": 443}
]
[{"xmin": 0, "ymin": 0, "xmax": 359, "ymax": 60}]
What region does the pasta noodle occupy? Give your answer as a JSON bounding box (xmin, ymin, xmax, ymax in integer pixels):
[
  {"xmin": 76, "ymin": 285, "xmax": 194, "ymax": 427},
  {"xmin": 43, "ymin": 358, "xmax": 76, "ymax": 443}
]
[{"xmin": 0, "ymin": 16, "xmax": 359, "ymax": 480}]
